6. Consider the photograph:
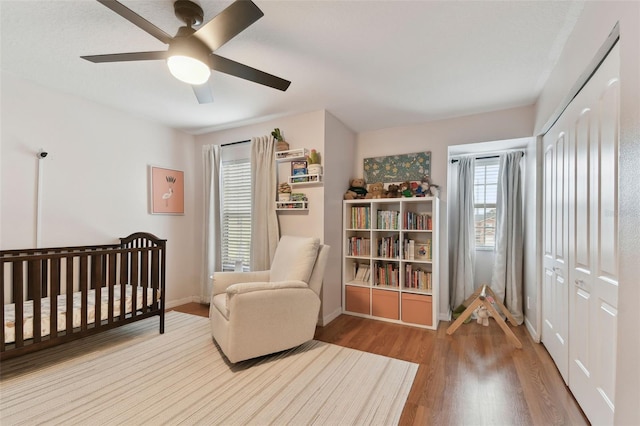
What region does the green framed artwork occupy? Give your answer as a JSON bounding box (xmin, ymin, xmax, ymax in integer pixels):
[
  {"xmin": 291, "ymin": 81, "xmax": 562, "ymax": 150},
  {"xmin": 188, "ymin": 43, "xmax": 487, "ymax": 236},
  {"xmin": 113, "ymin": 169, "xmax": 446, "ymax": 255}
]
[{"xmin": 364, "ymin": 151, "xmax": 431, "ymax": 183}]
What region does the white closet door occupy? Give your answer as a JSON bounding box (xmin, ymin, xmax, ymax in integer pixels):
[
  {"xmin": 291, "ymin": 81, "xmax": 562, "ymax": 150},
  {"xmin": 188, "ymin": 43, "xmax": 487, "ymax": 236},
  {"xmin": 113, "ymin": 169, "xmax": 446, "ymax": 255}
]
[
  {"xmin": 542, "ymin": 116, "xmax": 569, "ymax": 383},
  {"xmin": 542, "ymin": 43, "xmax": 619, "ymax": 425},
  {"xmin": 567, "ymin": 43, "xmax": 619, "ymax": 426}
]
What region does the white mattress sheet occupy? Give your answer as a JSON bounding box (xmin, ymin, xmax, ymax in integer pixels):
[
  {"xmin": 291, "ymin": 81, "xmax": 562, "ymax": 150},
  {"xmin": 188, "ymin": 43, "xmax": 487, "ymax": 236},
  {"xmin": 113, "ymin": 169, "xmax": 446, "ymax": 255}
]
[{"xmin": 4, "ymin": 285, "xmax": 159, "ymax": 344}]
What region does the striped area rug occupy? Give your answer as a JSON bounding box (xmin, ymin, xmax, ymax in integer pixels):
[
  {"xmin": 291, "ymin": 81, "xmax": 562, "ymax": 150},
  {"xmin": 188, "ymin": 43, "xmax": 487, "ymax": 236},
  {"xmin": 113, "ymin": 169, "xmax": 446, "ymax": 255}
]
[{"xmin": 1, "ymin": 311, "xmax": 417, "ymax": 425}]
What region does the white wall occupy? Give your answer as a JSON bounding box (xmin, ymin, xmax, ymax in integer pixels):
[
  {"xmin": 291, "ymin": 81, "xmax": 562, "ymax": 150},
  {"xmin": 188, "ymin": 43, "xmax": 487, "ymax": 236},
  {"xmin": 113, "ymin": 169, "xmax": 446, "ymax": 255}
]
[
  {"xmin": 323, "ymin": 111, "xmax": 356, "ymax": 324},
  {"xmin": 534, "ymin": 3, "xmax": 640, "ymax": 424},
  {"xmin": 0, "ymin": 72, "xmax": 199, "ymax": 305},
  {"xmin": 356, "ymin": 106, "xmax": 535, "ymax": 320}
]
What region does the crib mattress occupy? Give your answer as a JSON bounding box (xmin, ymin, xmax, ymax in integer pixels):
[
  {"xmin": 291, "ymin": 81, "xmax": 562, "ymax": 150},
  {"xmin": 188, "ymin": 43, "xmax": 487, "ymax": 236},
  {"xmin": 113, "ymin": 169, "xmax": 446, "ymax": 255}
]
[{"xmin": 4, "ymin": 285, "xmax": 158, "ymax": 344}]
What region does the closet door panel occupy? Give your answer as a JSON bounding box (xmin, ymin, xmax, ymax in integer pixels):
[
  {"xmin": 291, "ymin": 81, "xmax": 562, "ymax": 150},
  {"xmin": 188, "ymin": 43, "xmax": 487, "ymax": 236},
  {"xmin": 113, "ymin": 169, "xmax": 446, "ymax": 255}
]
[
  {"xmin": 566, "ymin": 43, "xmax": 619, "ymax": 426},
  {"xmin": 598, "ymin": 79, "xmax": 619, "ymax": 281},
  {"xmin": 574, "ymin": 110, "xmax": 591, "ymax": 272},
  {"xmin": 542, "ymin": 129, "xmax": 569, "ymax": 383}
]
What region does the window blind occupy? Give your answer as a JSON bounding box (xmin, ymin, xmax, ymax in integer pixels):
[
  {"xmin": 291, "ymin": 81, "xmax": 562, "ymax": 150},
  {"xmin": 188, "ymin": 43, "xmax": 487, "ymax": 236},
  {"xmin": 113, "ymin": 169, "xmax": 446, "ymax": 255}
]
[
  {"xmin": 221, "ymin": 158, "xmax": 252, "ymax": 271},
  {"xmin": 474, "ymin": 158, "xmax": 499, "ymax": 248}
]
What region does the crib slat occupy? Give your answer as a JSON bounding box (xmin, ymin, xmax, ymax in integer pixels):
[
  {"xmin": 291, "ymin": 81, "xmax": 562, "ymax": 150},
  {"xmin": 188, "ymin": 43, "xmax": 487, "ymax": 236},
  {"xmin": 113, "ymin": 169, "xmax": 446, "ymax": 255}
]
[
  {"xmin": 50, "ymin": 258, "xmax": 60, "ymax": 339},
  {"xmin": 12, "ymin": 261, "xmax": 24, "ymax": 347},
  {"xmin": 108, "ymin": 252, "xmax": 116, "ymax": 324},
  {"xmin": 92, "ymin": 254, "xmax": 102, "ymax": 330},
  {"xmin": 65, "ymin": 257, "xmax": 73, "ymax": 335},
  {"xmin": 141, "ymin": 249, "xmax": 149, "ymax": 313},
  {"xmin": 41, "ymin": 258, "xmax": 49, "ymax": 297},
  {"xmin": 28, "ymin": 260, "xmax": 42, "ymax": 343},
  {"xmin": 79, "ymin": 255, "xmax": 88, "ymax": 331},
  {"xmin": 151, "ymin": 248, "xmax": 159, "ymax": 306},
  {"xmin": 130, "ymin": 249, "xmax": 139, "ymax": 319}
]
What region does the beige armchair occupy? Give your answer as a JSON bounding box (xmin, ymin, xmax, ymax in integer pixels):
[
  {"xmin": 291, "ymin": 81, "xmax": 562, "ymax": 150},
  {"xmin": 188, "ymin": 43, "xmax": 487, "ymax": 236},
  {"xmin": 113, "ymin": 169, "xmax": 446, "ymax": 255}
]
[{"xmin": 209, "ymin": 236, "xmax": 330, "ymax": 363}]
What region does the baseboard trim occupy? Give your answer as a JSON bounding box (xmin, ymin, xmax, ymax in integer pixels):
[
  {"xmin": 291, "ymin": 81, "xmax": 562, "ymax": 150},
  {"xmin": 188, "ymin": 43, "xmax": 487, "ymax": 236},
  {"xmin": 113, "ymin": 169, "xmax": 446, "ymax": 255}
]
[
  {"xmin": 320, "ymin": 307, "xmax": 342, "ymax": 326},
  {"xmin": 524, "ymin": 316, "xmax": 540, "ymax": 343},
  {"xmin": 165, "ymin": 296, "xmax": 201, "ymax": 309}
]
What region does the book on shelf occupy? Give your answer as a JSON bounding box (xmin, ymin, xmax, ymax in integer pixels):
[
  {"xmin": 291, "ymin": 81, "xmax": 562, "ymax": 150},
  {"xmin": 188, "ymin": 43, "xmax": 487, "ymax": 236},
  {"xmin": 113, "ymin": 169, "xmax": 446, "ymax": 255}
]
[
  {"xmin": 373, "ymin": 261, "xmax": 399, "ymax": 287},
  {"xmin": 404, "ymin": 212, "xmax": 433, "ymax": 230},
  {"xmin": 350, "ymin": 206, "xmax": 370, "ymax": 229},
  {"xmin": 404, "ymin": 239, "xmax": 415, "ymax": 260},
  {"xmin": 346, "ymin": 236, "xmax": 370, "ymax": 256},
  {"xmin": 376, "ymin": 235, "xmax": 399, "ymax": 258},
  {"xmin": 354, "ymin": 264, "xmax": 370, "ymax": 282},
  {"xmin": 290, "ymin": 160, "xmax": 308, "ymax": 182},
  {"xmin": 404, "ymin": 264, "xmax": 432, "ymax": 290},
  {"xmin": 376, "ymin": 210, "xmax": 399, "ymax": 229}
]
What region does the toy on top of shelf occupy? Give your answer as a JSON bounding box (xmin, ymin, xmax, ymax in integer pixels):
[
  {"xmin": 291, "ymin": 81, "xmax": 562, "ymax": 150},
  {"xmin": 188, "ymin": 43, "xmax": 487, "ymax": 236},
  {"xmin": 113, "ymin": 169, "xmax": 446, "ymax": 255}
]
[
  {"xmin": 278, "ymin": 182, "xmax": 291, "ymax": 201},
  {"xmin": 415, "ymin": 176, "xmax": 431, "ymax": 197},
  {"xmin": 368, "ymin": 182, "xmax": 386, "ymax": 199},
  {"xmin": 344, "ymin": 178, "xmax": 372, "ymax": 200},
  {"xmin": 306, "ymin": 149, "xmax": 322, "ymax": 176},
  {"xmin": 306, "ymin": 149, "xmax": 321, "ymax": 165},
  {"xmin": 386, "ymin": 183, "xmax": 400, "ymax": 198},
  {"xmin": 272, "ymin": 128, "xmax": 289, "ymax": 151},
  {"xmin": 399, "ymin": 181, "xmax": 414, "ymax": 197}
]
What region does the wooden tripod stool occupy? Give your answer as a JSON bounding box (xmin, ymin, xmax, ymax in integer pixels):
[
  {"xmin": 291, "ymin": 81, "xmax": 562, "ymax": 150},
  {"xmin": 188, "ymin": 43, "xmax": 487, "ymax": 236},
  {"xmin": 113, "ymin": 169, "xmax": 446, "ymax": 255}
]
[{"xmin": 446, "ymin": 285, "xmax": 522, "ymax": 349}]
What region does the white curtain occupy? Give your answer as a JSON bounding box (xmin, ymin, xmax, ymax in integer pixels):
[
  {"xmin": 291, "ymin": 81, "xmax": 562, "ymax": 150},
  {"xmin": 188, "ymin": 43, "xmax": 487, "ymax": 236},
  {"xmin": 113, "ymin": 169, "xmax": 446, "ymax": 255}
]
[
  {"xmin": 202, "ymin": 144, "xmax": 222, "ymax": 302},
  {"xmin": 450, "ymin": 156, "xmax": 476, "ymax": 309},
  {"xmin": 491, "ymin": 151, "xmax": 524, "ymax": 324},
  {"xmin": 250, "ymin": 136, "xmax": 280, "ymax": 270}
]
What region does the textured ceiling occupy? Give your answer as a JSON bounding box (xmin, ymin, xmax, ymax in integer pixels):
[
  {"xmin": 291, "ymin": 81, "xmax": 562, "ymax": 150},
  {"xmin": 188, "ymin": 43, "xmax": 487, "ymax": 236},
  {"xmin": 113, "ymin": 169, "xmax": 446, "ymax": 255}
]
[{"xmin": 0, "ymin": 0, "xmax": 584, "ymax": 134}]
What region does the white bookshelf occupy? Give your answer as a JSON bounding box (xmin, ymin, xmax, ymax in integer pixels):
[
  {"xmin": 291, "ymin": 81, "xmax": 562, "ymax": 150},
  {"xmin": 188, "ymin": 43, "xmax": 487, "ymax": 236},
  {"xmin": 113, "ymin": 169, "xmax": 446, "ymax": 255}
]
[{"xmin": 342, "ymin": 197, "xmax": 439, "ymax": 329}]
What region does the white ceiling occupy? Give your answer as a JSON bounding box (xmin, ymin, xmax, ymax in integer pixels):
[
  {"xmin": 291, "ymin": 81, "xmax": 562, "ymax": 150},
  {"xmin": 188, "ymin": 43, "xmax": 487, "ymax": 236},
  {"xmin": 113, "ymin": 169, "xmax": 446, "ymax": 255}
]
[{"xmin": 1, "ymin": 0, "xmax": 584, "ymax": 135}]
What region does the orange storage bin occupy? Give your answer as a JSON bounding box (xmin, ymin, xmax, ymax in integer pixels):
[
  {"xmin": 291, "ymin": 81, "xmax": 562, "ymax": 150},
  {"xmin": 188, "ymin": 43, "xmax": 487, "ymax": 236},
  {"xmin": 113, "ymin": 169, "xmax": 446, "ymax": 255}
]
[
  {"xmin": 345, "ymin": 286, "xmax": 370, "ymax": 314},
  {"xmin": 372, "ymin": 289, "xmax": 399, "ymax": 320},
  {"xmin": 401, "ymin": 293, "xmax": 432, "ymax": 326}
]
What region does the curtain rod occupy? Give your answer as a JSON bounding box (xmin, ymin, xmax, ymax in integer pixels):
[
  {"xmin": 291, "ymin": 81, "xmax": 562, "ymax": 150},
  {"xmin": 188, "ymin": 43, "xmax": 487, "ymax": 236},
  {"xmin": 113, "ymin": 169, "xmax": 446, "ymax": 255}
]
[
  {"xmin": 450, "ymin": 151, "xmax": 524, "ymax": 164},
  {"xmin": 221, "ymin": 139, "xmax": 251, "ymax": 147}
]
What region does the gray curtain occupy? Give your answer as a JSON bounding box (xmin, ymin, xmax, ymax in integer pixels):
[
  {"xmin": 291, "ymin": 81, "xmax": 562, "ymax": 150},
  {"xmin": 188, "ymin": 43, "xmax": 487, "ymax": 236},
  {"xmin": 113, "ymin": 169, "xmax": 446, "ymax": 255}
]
[
  {"xmin": 451, "ymin": 156, "xmax": 476, "ymax": 309},
  {"xmin": 491, "ymin": 151, "xmax": 524, "ymax": 324},
  {"xmin": 250, "ymin": 136, "xmax": 280, "ymax": 270},
  {"xmin": 202, "ymin": 144, "xmax": 222, "ymax": 303}
]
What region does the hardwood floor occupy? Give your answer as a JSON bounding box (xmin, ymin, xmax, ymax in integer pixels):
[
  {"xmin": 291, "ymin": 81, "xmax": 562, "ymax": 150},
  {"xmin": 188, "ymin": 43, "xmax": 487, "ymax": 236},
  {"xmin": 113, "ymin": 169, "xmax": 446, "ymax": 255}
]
[{"xmin": 170, "ymin": 303, "xmax": 588, "ymax": 425}]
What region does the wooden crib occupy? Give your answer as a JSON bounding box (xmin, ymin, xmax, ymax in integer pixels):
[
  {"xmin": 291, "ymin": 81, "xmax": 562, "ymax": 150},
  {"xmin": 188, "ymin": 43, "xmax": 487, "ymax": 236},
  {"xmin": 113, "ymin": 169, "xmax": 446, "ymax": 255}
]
[{"xmin": 1, "ymin": 232, "xmax": 166, "ymax": 360}]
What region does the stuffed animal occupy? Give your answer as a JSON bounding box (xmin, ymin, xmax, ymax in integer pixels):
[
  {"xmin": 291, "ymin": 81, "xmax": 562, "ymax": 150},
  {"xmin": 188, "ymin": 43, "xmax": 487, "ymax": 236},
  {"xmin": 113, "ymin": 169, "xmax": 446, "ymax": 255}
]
[
  {"xmin": 475, "ymin": 306, "xmax": 491, "ymax": 326},
  {"xmin": 415, "ymin": 176, "xmax": 431, "ymax": 197},
  {"xmin": 386, "ymin": 184, "xmax": 400, "ymax": 198},
  {"xmin": 399, "ymin": 181, "xmax": 413, "ymax": 197},
  {"xmin": 344, "ymin": 178, "xmax": 371, "ymax": 200},
  {"xmin": 369, "ymin": 182, "xmax": 385, "ymax": 199}
]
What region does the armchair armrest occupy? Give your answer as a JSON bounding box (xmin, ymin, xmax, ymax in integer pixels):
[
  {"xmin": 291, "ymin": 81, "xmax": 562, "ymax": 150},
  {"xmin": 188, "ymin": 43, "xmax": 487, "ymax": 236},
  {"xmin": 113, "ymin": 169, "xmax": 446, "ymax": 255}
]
[
  {"xmin": 212, "ymin": 270, "xmax": 270, "ymax": 296},
  {"xmin": 226, "ymin": 280, "xmax": 308, "ymax": 295}
]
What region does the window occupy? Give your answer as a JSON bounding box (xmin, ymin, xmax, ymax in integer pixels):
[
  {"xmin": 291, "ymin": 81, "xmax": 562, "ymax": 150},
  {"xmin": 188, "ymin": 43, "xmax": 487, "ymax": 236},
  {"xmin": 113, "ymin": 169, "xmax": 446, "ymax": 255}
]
[
  {"xmin": 221, "ymin": 152, "xmax": 252, "ymax": 271},
  {"xmin": 474, "ymin": 158, "xmax": 499, "ymax": 248}
]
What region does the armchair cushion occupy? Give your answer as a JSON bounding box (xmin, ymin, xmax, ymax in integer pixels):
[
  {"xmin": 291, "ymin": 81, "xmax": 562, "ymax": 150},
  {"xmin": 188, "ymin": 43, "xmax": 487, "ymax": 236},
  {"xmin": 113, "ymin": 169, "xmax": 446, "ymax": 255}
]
[{"xmin": 269, "ymin": 236, "xmax": 320, "ymax": 283}]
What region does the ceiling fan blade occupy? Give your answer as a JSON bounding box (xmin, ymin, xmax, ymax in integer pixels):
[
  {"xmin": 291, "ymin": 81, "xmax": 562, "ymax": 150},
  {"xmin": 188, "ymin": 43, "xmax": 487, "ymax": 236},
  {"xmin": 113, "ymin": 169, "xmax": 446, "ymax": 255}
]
[
  {"xmin": 81, "ymin": 51, "xmax": 168, "ymax": 63},
  {"xmin": 192, "ymin": 83, "xmax": 214, "ymax": 104},
  {"xmin": 193, "ymin": 0, "xmax": 264, "ymax": 51},
  {"xmin": 97, "ymin": 0, "xmax": 173, "ymax": 44},
  {"xmin": 209, "ymin": 54, "xmax": 291, "ymax": 91}
]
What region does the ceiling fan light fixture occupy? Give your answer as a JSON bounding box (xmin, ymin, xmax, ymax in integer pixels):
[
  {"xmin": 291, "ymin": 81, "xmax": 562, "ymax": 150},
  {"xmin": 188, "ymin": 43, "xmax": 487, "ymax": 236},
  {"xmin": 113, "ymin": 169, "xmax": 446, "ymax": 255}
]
[{"xmin": 167, "ymin": 55, "xmax": 211, "ymax": 85}]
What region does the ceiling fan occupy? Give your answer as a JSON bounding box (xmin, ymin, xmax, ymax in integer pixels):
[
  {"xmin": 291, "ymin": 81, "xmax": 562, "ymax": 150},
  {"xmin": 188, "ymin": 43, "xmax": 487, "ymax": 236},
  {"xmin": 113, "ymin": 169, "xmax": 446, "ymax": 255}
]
[{"xmin": 81, "ymin": 0, "xmax": 291, "ymax": 103}]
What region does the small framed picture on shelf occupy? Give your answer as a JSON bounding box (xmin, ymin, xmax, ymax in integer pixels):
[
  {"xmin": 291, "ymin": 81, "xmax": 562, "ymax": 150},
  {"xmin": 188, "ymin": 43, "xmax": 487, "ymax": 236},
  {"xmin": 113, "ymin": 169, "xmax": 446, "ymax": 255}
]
[
  {"xmin": 414, "ymin": 240, "xmax": 432, "ymax": 260},
  {"xmin": 291, "ymin": 160, "xmax": 308, "ymax": 183}
]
